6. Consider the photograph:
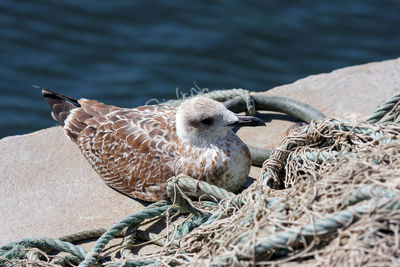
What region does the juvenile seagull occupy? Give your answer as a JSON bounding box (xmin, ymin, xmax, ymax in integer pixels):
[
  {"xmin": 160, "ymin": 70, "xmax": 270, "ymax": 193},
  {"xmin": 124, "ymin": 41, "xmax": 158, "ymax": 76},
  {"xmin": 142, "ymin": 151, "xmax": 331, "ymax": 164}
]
[{"xmin": 42, "ymin": 90, "xmax": 265, "ymax": 201}]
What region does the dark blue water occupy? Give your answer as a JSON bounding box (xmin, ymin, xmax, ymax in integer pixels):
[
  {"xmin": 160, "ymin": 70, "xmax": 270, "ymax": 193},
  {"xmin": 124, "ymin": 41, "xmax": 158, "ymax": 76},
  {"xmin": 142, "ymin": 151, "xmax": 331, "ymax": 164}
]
[{"xmin": 1, "ymin": 0, "xmax": 400, "ymax": 138}]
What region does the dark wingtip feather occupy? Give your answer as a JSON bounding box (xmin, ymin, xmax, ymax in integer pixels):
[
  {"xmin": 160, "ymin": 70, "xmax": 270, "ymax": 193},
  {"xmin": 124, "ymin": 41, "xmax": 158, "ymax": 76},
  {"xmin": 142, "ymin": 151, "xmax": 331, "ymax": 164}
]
[
  {"xmin": 38, "ymin": 86, "xmax": 80, "ymax": 126},
  {"xmin": 37, "ymin": 85, "xmax": 81, "ymax": 107}
]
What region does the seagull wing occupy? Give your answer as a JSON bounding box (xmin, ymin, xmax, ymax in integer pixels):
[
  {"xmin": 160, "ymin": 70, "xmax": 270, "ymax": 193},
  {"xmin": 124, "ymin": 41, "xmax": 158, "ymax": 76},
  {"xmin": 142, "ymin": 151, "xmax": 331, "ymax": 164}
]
[{"xmin": 66, "ymin": 99, "xmax": 178, "ymax": 201}]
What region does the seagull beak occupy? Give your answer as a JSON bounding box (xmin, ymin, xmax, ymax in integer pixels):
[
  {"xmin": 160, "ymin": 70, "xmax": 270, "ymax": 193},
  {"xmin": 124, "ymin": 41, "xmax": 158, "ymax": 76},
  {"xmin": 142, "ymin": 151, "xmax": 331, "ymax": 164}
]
[{"xmin": 228, "ymin": 115, "xmax": 266, "ymax": 128}]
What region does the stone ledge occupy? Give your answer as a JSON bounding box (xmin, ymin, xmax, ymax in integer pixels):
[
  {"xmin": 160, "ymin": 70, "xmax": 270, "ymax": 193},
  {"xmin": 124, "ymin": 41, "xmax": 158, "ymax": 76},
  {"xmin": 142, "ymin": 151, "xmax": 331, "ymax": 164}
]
[{"xmin": 0, "ymin": 127, "xmax": 143, "ymax": 246}]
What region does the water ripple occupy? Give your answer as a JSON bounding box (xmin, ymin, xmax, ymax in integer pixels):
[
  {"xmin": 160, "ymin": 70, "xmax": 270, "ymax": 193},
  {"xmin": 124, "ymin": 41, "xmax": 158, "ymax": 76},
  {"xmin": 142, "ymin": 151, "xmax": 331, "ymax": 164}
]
[{"xmin": 1, "ymin": 0, "xmax": 400, "ymax": 137}]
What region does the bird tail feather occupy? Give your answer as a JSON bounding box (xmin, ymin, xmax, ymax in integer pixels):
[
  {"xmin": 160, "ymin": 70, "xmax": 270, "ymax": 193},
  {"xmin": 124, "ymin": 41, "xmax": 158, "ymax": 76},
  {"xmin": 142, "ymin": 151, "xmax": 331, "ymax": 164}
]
[{"xmin": 39, "ymin": 86, "xmax": 80, "ymax": 126}]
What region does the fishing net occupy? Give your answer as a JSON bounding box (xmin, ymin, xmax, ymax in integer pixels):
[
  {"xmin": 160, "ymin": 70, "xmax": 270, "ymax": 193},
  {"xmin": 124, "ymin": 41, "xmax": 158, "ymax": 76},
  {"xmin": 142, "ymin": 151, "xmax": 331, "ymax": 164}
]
[{"xmin": 164, "ymin": 118, "xmax": 400, "ymax": 266}]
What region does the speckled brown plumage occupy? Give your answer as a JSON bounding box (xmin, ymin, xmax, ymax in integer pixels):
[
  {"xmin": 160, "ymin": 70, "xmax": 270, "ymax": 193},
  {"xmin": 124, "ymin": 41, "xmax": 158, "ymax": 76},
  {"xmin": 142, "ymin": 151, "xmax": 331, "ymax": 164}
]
[{"xmin": 42, "ymin": 89, "xmax": 264, "ymax": 201}]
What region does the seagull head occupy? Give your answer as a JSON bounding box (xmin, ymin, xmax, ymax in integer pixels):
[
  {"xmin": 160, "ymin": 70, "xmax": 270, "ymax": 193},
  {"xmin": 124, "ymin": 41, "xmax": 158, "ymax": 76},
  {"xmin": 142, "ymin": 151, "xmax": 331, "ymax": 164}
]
[{"xmin": 176, "ymin": 96, "xmax": 265, "ymax": 146}]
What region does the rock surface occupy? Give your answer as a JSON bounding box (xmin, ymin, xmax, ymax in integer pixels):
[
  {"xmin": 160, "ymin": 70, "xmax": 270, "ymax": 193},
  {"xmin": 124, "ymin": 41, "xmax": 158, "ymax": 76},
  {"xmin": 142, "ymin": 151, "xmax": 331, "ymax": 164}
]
[
  {"xmin": 1, "ymin": 57, "xmax": 400, "ymax": 250},
  {"xmin": 0, "ymin": 127, "xmax": 143, "ymax": 246}
]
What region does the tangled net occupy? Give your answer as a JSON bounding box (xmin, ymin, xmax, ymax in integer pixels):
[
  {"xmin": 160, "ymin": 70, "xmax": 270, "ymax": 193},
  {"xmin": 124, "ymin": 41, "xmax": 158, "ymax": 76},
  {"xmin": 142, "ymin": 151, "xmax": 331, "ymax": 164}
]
[
  {"xmin": 2, "ymin": 91, "xmax": 400, "ymax": 266},
  {"xmin": 168, "ymin": 119, "xmax": 400, "ymax": 266}
]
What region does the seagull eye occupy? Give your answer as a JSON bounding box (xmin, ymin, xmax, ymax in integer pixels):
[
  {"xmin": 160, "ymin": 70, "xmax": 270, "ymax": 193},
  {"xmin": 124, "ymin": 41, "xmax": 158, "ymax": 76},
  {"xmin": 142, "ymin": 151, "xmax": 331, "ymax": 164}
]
[{"xmin": 201, "ymin": 117, "xmax": 214, "ymax": 126}]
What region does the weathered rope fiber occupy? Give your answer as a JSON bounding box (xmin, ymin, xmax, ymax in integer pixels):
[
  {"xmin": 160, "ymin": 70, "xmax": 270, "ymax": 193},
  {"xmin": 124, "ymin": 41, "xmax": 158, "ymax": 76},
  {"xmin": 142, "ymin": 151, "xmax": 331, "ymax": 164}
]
[
  {"xmin": 0, "ymin": 237, "xmax": 87, "ymax": 266},
  {"xmin": 254, "ymin": 186, "xmax": 397, "ymax": 258},
  {"xmin": 208, "ymin": 193, "xmax": 400, "ymax": 266},
  {"xmin": 0, "ymin": 238, "xmax": 87, "ymax": 259},
  {"xmin": 166, "ymin": 174, "xmax": 235, "ymax": 215},
  {"xmin": 79, "ymin": 205, "xmax": 174, "ymax": 267},
  {"xmin": 262, "ymin": 118, "xmax": 400, "ymax": 189},
  {"xmin": 365, "ymin": 92, "xmax": 400, "ymax": 123},
  {"xmin": 59, "ymin": 228, "xmax": 124, "ymax": 243}
]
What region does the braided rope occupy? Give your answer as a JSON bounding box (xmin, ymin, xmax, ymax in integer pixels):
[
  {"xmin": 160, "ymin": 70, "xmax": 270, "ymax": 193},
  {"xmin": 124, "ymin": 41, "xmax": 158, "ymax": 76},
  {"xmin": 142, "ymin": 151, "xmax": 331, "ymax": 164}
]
[
  {"xmin": 0, "ymin": 178, "xmax": 233, "ymax": 266},
  {"xmin": 51, "ymin": 254, "xmax": 82, "ymax": 266},
  {"xmin": 0, "ymin": 238, "xmax": 87, "ymax": 260},
  {"xmin": 59, "ymin": 228, "xmax": 116, "ymax": 243},
  {"xmin": 168, "ymin": 175, "xmax": 235, "ymax": 200},
  {"xmin": 120, "ymin": 224, "xmax": 139, "ymax": 260},
  {"xmin": 166, "ymin": 174, "xmax": 236, "ymax": 215},
  {"xmin": 254, "ymin": 199, "xmax": 399, "ymax": 255},
  {"xmin": 365, "ymin": 93, "xmax": 400, "ymax": 123},
  {"xmin": 0, "ymin": 244, "xmax": 25, "ymax": 261},
  {"xmin": 118, "ymin": 202, "xmax": 171, "ymax": 261},
  {"xmin": 79, "ymin": 205, "xmax": 173, "ymax": 267},
  {"xmin": 164, "ymin": 213, "xmax": 212, "ymax": 249}
]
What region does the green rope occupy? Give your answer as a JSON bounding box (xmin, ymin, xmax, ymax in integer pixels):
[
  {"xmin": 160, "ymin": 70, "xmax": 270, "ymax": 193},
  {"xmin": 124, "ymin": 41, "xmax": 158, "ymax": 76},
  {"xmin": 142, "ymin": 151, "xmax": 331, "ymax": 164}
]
[
  {"xmin": 168, "ymin": 175, "xmax": 235, "ymax": 200},
  {"xmin": 0, "ymin": 177, "xmax": 235, "ymax": 266},
  {"xmin": 138, "ymin": 214, "xmax": 214, "ymax": 250},
  {"xmin": 135, "ymin": 229, "xmax": 167, "ymax": 247},
  {"xmin": 224, "ymin": 94, "xmax": 326, "ymax": 123},
  {"xmin": 120, "ymin": 223, "xmax": 139, "ymax": 260},
  {"xmin": 247, "ymin": 144, "xmax": 273, "ymax": 167},
  {"xmin": 162, "ymin": 88, "xmax": 326, "ymax": 123},
  {"xmin": 166, "ymin": 175, "xmax": 235, "ymax": 215},
  {"xmin": 0, "ymin": 238, "xmax": 87, "ymax": 261},
  {"xmin": 79, "ymin": 205, "xmax": 174, "ymax": 267},
  {"xmin": 365, "ymin": 93, "xmax": 400, "ymax": 123},
  {"xmin": 119, "ymin": 202, "xmax": 171, "ymax": 260},
  {"xmin": 167, "ymin": 213, "xmax": 211, "ymax": 247},
  {"xmin": 59, "ymin": 228, "xmax": 123, "ymax": 243},
  {"xmin": 342, "ymin": 184, "xmax": 394, "ymax": 206},
  {"xmin": 0, "ymin": 245, "xmax": 25, "ymax": 261},
  {"xmin": 51, "ymin": 254, "xmax": 82, "ymax": 266}
]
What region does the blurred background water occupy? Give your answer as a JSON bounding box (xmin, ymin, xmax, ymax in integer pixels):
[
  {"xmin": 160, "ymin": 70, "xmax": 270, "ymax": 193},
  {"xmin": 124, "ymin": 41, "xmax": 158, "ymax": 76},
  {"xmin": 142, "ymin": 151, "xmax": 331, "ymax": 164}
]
[{"xmin": 1, "ymin": 0, "xmax": 399, "ymax": 138}]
